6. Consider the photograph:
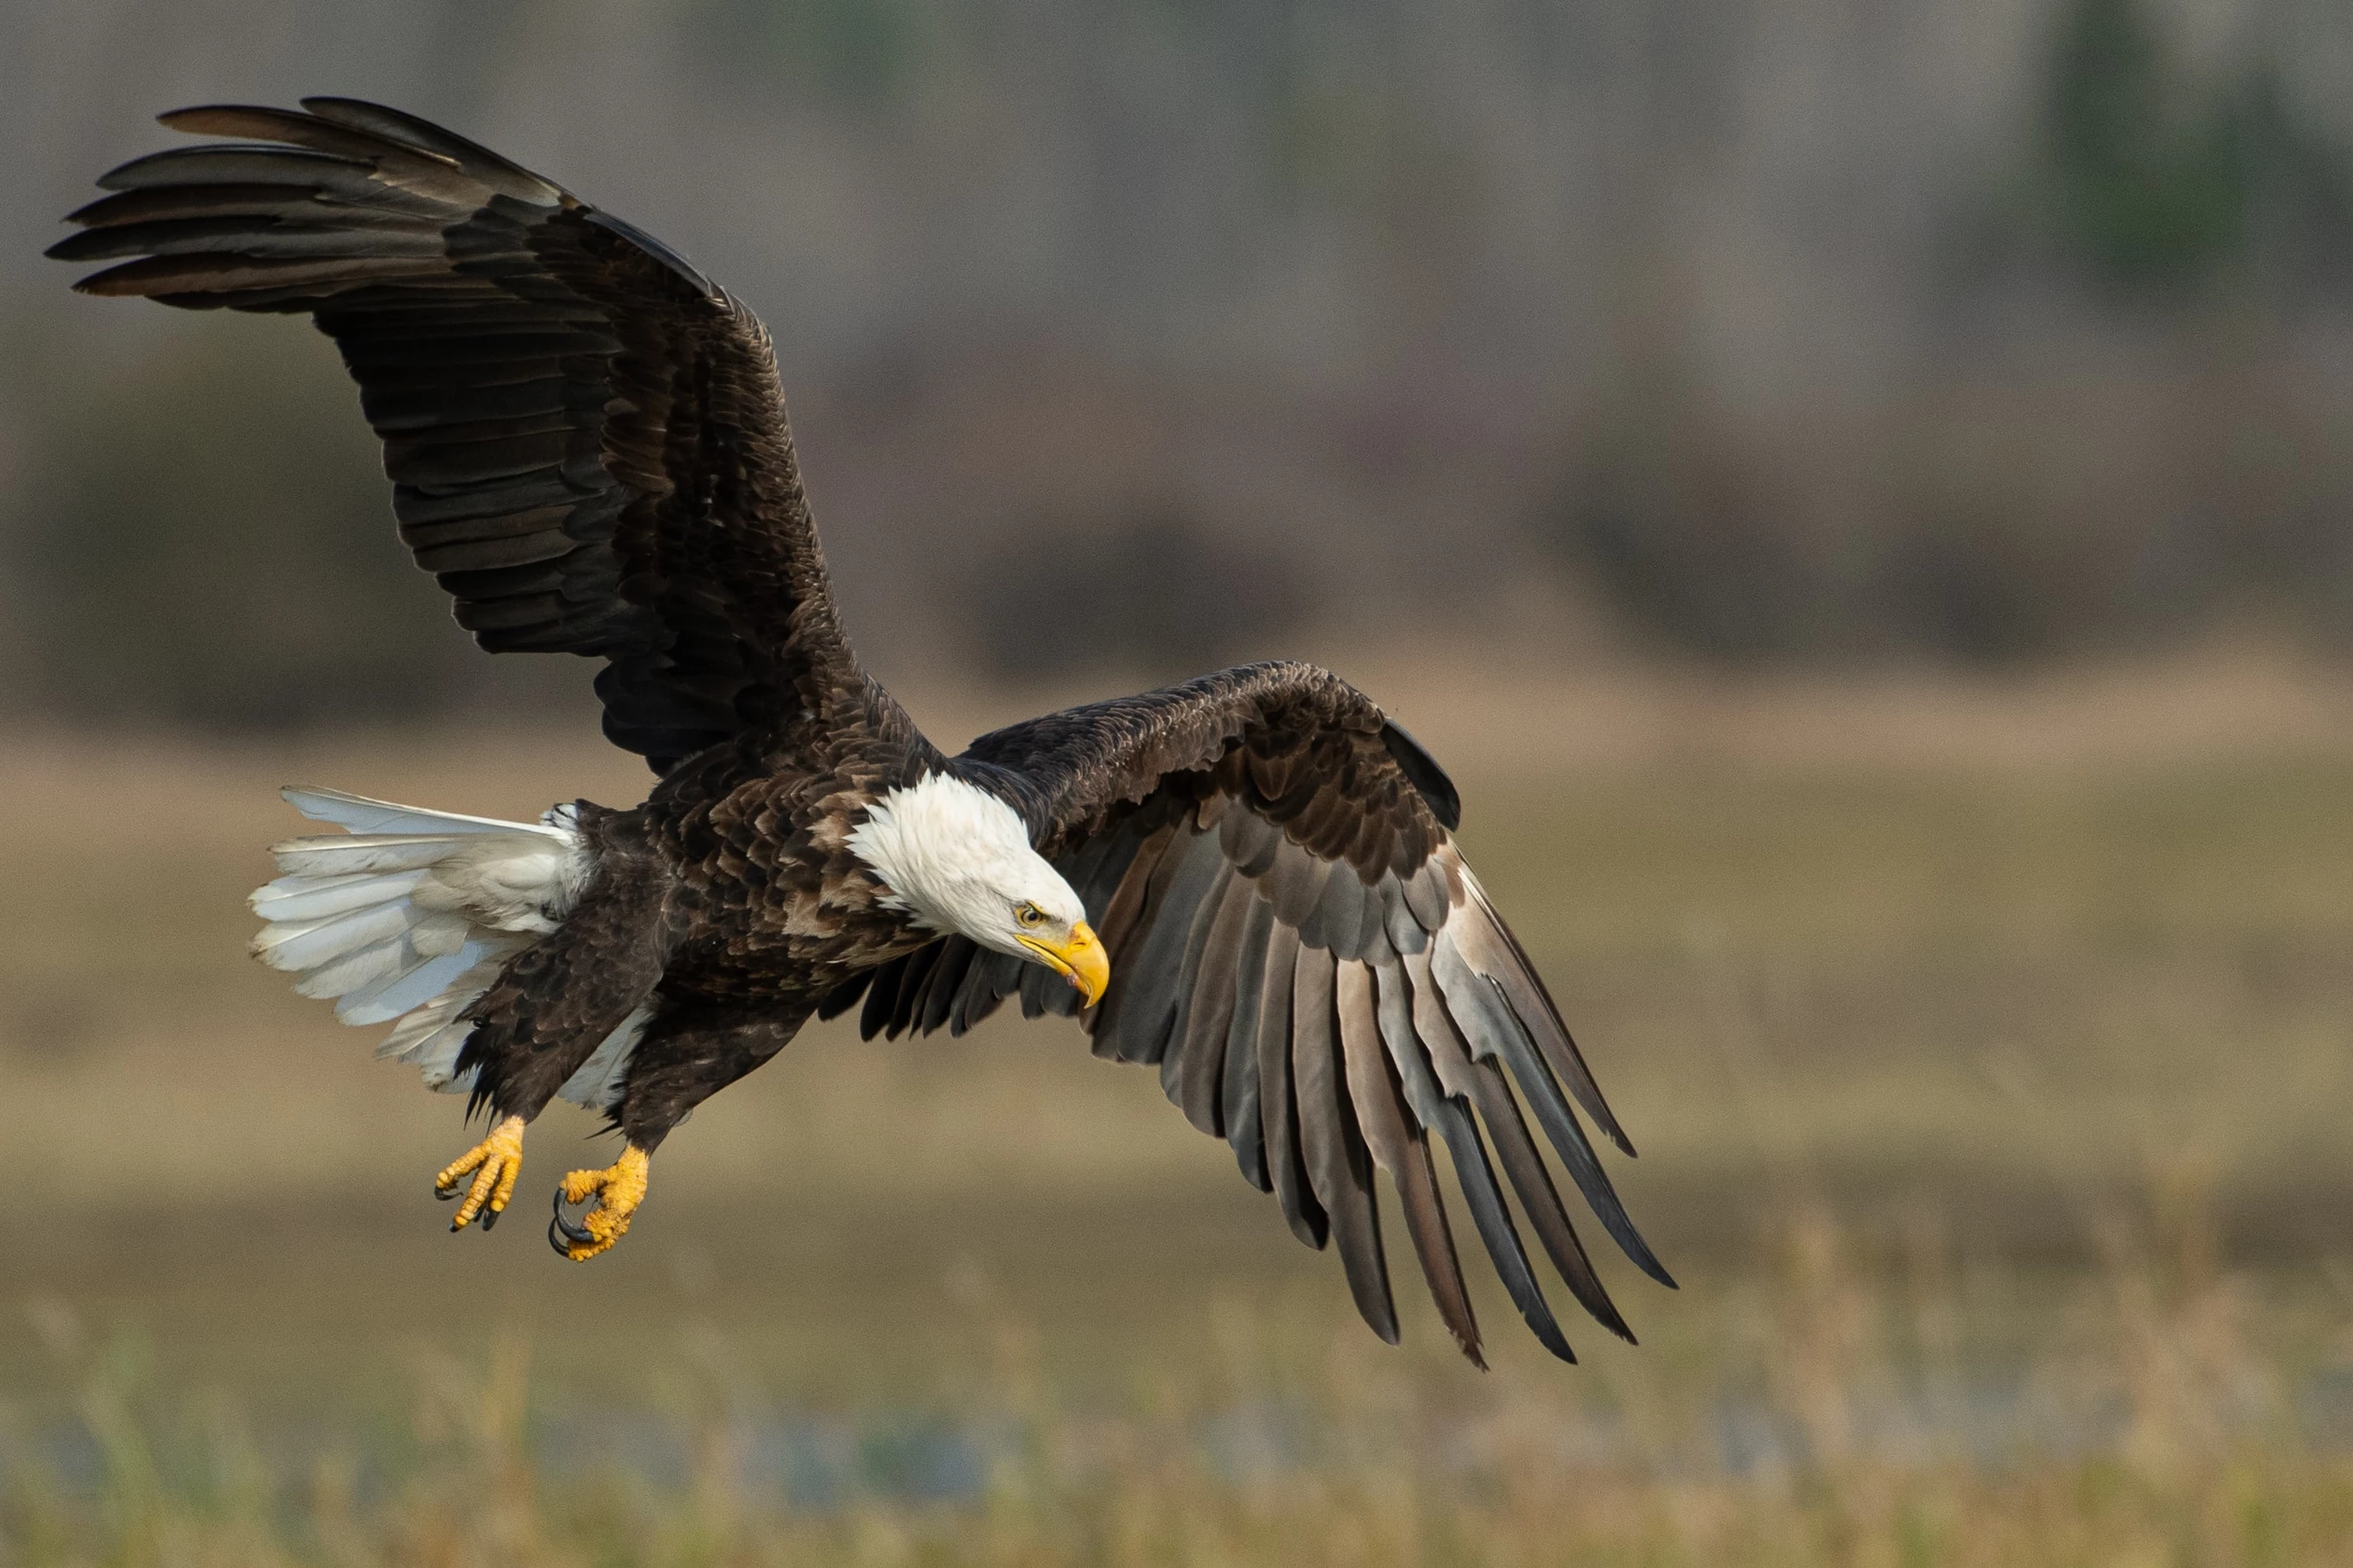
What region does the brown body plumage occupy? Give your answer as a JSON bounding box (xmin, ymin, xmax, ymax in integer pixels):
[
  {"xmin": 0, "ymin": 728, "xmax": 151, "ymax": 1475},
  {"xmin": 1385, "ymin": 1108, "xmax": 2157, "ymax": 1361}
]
[{"xmin": 54, "ymin": 100, "xmax": 1671, "ymax": 1366}]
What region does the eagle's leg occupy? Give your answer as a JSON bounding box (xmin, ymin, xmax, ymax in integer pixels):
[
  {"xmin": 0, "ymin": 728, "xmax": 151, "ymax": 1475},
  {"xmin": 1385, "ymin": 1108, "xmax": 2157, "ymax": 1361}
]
[
  {"xmin": 544, "ymin": 1007, "xmax": 808, "ymax": 1261},
  {"xmin": 434, "ymin": 1114, "xmax": 527, "ymax": 1231},
  {"xmin": 549, "ymin": 1144, "xmax": 651, "ymax": 1261}
]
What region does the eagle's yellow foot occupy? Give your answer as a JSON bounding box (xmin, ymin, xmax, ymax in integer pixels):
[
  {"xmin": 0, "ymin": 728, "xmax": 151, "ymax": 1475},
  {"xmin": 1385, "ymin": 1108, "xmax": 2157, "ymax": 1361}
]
[
  {"xmin": 548, "ymin": 1145, "xmax": 650, "ymax": 1261},
  {"xmin": 434, "ymin": 1114, "xmax": 525, "ymax": 1232}
]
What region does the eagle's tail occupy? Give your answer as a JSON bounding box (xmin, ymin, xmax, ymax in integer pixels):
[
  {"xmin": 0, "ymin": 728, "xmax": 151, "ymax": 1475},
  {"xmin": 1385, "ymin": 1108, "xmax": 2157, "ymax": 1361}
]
[{"xmin": 249, "ymin": 786, "xmax": 590, "ymax": 1096}]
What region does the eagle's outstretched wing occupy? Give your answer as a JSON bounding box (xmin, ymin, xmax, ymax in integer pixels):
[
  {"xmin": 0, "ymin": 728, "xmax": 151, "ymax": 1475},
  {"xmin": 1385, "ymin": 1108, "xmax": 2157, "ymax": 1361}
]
[
  {"xmin": 50, "ymin": 98, "xmax": 856, "ymax": 773},
  {"xmin": 822, "ymin": 662, "xmax": 1673, "ymax": 1367}
]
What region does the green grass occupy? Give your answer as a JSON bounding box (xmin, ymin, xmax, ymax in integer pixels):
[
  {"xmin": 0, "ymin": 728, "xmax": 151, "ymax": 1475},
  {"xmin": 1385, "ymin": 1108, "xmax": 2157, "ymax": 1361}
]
[{"xmin": 7, "ymin": 664, "xmax": 2353, "ymax": 1561}]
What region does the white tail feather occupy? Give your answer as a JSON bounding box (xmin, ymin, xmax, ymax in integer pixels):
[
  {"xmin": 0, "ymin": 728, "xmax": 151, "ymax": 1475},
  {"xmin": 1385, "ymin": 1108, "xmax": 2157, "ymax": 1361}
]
[
  {"xmin": 254, "ymin": 785, "xmax": 610, "ymax": 1097},
  {"xmin": 336, "ymin": 947, "xmax": 481, "ymax": 1026},
  {"xmin": 252, "ymin": 869, "xmax": 430, "ymax": 921},
  {"xmin": 256, "ymin": 903, "xmax": 419, "ymax": 971},
  {"xmin": 292, "ymin": 934, "xmax": 418, "ymax": 1000},
  {"xmin": 267, "ymin": 838, "xmax": 512, "ymax": 877},
  {"xmin": 281, "ymin": 786, "xmax": 571, "ymax": 840}
]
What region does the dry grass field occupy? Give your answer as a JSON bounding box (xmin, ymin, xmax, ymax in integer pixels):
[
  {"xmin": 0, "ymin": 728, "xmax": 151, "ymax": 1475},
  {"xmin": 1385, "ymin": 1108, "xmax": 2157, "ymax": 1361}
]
[{"xmin": 8, "ymin": 652, "xmax": 2353, "ymax": 1564}]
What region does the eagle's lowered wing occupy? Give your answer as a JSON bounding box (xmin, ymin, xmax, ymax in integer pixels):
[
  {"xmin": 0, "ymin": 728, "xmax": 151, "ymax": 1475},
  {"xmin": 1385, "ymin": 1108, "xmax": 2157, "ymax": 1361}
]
[{"xmin": 824, "ymin": 661, "xmax": 1673, "ymax": 1368}]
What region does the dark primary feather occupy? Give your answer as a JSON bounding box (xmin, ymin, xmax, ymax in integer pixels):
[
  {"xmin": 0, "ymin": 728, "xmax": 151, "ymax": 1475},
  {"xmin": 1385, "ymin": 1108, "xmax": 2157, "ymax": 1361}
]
[
  {"xmin": 1290, "ymin": 946, "xmax": 1397, "ymax": 1341},
  {"xmin": 50, "ymin": 97, "xmax": 861, "ymax": 775},
  {"xmin": 1169, "ymin": 872, "xmax": 1255, "ymax": 1135},
  {"xmin": 1253, "ymin": 921, "xmax": 1325, "ymax": 1249},
  {"xmin": 1221, "ymin": 899, "xmax": 1275, "ymax": 1193},
  {"xmin": 874, "ymin": 661, "xmax": 1671, "ymax": 1367},
  {"xmin": 1358, "ymin": 961, "xmax": 1484, "ymax": 1364}
]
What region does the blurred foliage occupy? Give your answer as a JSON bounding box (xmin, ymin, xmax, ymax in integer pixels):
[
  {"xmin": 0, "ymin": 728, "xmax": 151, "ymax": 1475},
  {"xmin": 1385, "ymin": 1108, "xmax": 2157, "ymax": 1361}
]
[
  {"xmin": 15, "ymin": 0, "xmax": 2353, "ymax": 715},
  {"xmin": 2030, "ymin": 0, "xmax": 2353, "ymax": 296},
  {"xmin": 1545, "ymin": 0, "xmax": 2353, "ymax": 666},
  {"xmin": 5, "ymin": 316, "xmax": 496, "ymax": 728},
  {"xmin": 682, "ymin": 0, "xmax": 936, "ymax": 106},
  {"xmin": 1555, "ymin": 339, "xmax": 2353, "ymax": 667},
  {"xmin": 958, "ymin": 504, "xmax": 1307, "ymax": 683},
  {"xmin": 2040, "ymin": 0, "xmax": 2249, "ymax": 292},
  {"xmin": 1560, "ymin": 361, "xmax": 1819, "ymax": 663}
]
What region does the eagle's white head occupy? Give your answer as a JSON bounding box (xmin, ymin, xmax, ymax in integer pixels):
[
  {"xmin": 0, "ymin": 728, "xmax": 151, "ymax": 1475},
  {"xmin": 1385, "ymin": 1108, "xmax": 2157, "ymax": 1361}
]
[{"xmin": 847, "ymin": 772, "xmax": 1109, "ymax": 1004}]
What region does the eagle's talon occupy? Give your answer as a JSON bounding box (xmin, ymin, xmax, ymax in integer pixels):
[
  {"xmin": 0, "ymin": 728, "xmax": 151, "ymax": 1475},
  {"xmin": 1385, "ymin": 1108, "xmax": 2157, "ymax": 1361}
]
[
  {"xmin": 548, "ymin": 1145, "xmax": 650, "ymax": 1261},
  {"xmin": 550, "ymin": 1189, "xmax": 594, "ymax": 1248},
  {"xmin": 433, "ymin": 1114, "xmax": 525, "ymax": 1233}
]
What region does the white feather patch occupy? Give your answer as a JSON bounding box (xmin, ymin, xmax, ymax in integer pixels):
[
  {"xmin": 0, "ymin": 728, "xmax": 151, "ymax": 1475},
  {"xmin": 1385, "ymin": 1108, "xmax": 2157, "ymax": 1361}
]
[
  {"xmin": 267, "ymin": 836, "xmax": 497, "ymax": 877},
  {"xmin": 292, "ymin": 934, "xmax": 416, "ymax": 1000},
  {"xmin": 399, "ymin": 1018, "xmax": 480, "ymax": 1094},
  {"xmin": 335, "ymin": 948, "xmax": 479, "ymax": 1026},
  {"xmin": 283, "ymin": 786, "xmax": 570, "ymax": 840},
  {"xmin": 251, "ymin": 868, "xmax": 430, "ymax": 921},
  {"xmin": 253, "ymin": 785, "xmax": 592, "ymax": 1094},
  {"xmin": 257, "ymin": 902, "xmax": 416, "ymax": 970}
]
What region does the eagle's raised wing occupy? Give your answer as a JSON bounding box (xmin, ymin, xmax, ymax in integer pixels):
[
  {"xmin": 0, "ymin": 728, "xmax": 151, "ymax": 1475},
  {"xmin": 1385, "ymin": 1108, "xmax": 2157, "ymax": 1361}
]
[
  {"xmin": 49, "ymin": 99, "xmax": 856, "ymax": 773},
  {"xmin": 822, "ymin": 662, "xmax": 1673, "ymax": 1367}
]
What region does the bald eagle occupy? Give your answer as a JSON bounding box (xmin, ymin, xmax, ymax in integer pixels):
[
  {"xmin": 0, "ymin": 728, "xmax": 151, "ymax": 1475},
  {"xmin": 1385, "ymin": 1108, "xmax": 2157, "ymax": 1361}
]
[{"xmin": 53, "ymin": 100, "xmax": 1671, "ymax": 1366}]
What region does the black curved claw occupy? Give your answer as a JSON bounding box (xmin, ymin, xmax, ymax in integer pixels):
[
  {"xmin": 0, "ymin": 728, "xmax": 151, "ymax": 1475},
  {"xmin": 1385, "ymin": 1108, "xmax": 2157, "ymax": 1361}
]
[
  {"xmin": 551, "ymin": 1186, "xmax": 594, "ymax": 1248},
  {"xmin": 547, "ymin": 1214, "xmax": 570, "ymax": 1256},
  {"xmin": 479, "ymin": 1202, "xmax": 502, "ymax": 1232},
  {"xmin": 434, "ymin": 1181, "xmax": 461, "ymax": 1201}
]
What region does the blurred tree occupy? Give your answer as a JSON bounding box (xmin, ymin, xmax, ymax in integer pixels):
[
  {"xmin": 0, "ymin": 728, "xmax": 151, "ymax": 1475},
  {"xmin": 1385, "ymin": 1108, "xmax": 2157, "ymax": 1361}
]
[
  {"xmin": 2032, "ymin": 0, "xmax": 2352, "ymax": 296},
  {"xmin": 2211, "ymin": 63, "xmax": 2353, "ymax": 296},
  {"xmin": 2039, "ymin": 0, "xmax": 2235, "ymax": 290}
]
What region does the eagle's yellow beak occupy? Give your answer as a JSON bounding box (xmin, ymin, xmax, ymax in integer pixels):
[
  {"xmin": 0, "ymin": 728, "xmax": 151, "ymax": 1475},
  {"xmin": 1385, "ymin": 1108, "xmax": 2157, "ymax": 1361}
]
[{"xmin": 1019, "ymin": 920, "xmax": 1110, "ymax": 1007}]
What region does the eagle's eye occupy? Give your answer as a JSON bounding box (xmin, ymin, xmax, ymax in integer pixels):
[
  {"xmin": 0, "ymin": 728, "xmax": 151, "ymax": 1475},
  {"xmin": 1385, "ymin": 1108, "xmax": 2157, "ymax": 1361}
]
[{"xmin": 1015, "ymin": 902, "xmax": 1047, "ymax": 927}]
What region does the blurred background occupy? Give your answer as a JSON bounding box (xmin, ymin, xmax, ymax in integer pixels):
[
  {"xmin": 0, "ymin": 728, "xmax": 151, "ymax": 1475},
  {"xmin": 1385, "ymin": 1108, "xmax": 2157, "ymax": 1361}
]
[{"xmin": 8, "ymin": 1, "xmax": 2353, "ymax": 1562}]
